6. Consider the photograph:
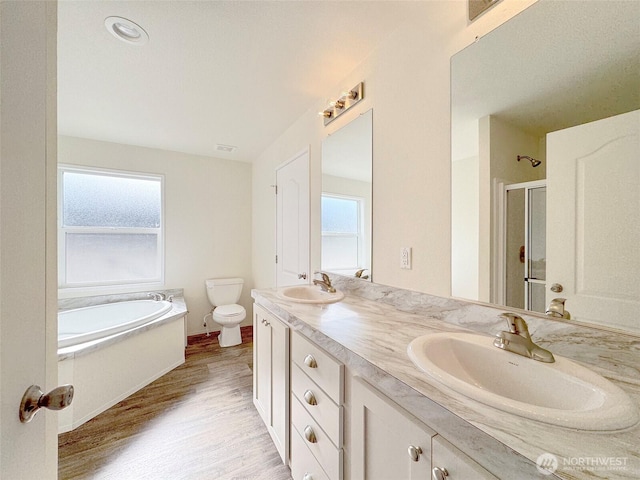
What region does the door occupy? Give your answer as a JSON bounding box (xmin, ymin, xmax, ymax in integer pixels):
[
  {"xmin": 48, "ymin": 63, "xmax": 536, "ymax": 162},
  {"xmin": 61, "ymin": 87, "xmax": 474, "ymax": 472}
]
[
  {"xmin": 501, "ymin": 181, "xmax": 546, "ymax": 313},
  {"xmin": 276, "ymin": 148, "xmax": 310, "ymax": 287},
  {"xmin": 350, "ymin": 376, "xmax": 434, "ymax": 479},
  {"xmin": 0, "ymin": 2, "xmax": 58, "ymax": 478},
  {"xmin": 547, "ymin": 110, "xmax": 640, "ymax": 330}
]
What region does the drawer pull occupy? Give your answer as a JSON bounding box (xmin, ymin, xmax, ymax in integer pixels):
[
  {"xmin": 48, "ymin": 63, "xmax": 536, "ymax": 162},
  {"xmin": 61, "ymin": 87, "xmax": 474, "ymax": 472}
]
[
  {"xmin": 304, "ymin": 354, "xmax": 318, "ymax": 368},
  {"xmin": 303, "ymin": 425, "xmax": 317, "ymax": 443},
  {"xmin": 408, "ymin": 445, "xmax": 423, "ymax": 462},
  {"xmin": 432, "ymin": 467, "xmax": 449, "ymax": 480},
  {"xmin": 303, "ymin": 389, "xmax": 318, "ymax": 405}
]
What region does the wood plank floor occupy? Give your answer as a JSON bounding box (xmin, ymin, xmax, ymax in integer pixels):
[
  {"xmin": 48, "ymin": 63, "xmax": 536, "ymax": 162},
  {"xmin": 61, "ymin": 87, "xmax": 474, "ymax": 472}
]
[{"xmin": 58, "ymin": 331, "xmax": 292, "ymax": 480}]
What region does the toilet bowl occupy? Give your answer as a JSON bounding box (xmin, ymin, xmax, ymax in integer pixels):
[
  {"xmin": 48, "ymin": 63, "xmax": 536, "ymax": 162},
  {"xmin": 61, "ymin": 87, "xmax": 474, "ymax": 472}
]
[{"xmin": 205, "ymin": 278, "xmax": 246, "ymax": 347}]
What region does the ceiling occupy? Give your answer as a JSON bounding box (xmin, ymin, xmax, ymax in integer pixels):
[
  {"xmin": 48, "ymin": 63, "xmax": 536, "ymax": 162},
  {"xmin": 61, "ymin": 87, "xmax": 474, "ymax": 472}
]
[
  {"xmin": 58, "ymin": 1, "xmax": 427, "ymax": 162},
  {"xmin": 451, "ymin": 0, "xmax": 640, "ymax": 161}
]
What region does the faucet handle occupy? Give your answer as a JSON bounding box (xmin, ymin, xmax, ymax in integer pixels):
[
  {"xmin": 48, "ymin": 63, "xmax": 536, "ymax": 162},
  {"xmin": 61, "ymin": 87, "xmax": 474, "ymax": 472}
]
[{"xmin": 499, "ymin": 312, "xmax": 530, "ymax": 338}]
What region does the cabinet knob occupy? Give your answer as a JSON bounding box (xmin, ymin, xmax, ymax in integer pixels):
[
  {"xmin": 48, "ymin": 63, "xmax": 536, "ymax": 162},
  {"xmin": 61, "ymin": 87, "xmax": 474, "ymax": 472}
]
[
  {"xmin": 407, "ymin": 445, "xmax": 422, "ymax": 462},
  {"xmin": 303, "ymin": 474, "xmax": 313, "ymax": 480},
  {"xmin": 303, "ymin": 389, "xmax": 318, "ymax": 406},
  {"xmin": 303, "ymin": 425, "xmax": 317, "ymax": 443},
  {"xmin": 304, "ymin": 354, "xmax": 318, "ymax": 368},
  {"xmin": 432, "ymin": 467, "xmax": 449, "ymax": 480}
]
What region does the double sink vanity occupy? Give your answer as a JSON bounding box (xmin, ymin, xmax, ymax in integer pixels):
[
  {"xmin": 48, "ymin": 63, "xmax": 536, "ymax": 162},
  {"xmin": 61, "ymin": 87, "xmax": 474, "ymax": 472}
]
[{"xmin": 252, "ymin": 275, "xmax": 640, "ymax": 479}]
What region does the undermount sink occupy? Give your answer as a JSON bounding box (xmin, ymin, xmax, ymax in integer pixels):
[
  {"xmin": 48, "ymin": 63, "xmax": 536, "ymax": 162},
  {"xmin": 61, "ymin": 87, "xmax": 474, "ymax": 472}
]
[
  {"xmin": 407, "ymin": 332, "xmax": 639, "ymax": 431},
  {"xmin": 277, "ymin": 285, "xmax": 344, "ymax": 304}
]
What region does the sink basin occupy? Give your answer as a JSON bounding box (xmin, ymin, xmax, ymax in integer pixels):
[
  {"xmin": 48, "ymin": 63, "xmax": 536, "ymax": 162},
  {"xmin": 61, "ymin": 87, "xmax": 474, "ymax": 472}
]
[
  {"xmin": 276, "ymin": 285, "xmax": 344, "ymax": 304},
  {"xmin": 407, "ymin": 332, "xmax": 639, "ymax": 431}
]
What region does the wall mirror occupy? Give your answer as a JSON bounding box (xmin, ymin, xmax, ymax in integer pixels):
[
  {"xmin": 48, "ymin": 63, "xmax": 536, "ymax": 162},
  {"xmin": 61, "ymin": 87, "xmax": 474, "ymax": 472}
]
[
  {"xmin": 451, "ymin": 0, "xmax": 640, "ymax": 333},
  {"xmin": 321, "ymin": 109, "xmax": 373, "ymax": 280}
]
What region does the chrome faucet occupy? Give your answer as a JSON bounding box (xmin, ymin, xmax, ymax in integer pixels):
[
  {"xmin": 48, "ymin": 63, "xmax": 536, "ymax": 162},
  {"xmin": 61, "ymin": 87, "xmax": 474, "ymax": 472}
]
[
  {"xmin": 493, "ymin": 312, "xmax": 555, "ymax": 363},
  {"xmin": 546, "ymin": 298, "xmax": 570, "ymax": 319},
  {"xmin": 147, "ymin": 292, "xmax": 165, "ymax": 301},
  {"xmin": 313, "ymin": 272, "xmax": 336, "ymax": 293}
]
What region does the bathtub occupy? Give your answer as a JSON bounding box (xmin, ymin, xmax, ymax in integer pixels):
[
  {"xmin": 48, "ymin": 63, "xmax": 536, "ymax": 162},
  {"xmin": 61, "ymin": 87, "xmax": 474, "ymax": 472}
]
[
  {"xmin": 58, "ymin": 297, "xmax": 187, "ymax": 433},
  {"xmin": 58, "ymin": 300, "xmax": 173, "ymax": 348}
]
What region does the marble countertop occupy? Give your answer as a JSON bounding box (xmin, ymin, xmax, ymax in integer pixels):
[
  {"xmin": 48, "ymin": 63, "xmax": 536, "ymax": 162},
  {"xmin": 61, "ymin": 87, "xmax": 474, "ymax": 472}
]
[{"xmin": 252, "ymin": 278, "xmax": 640, "ymax": 480}]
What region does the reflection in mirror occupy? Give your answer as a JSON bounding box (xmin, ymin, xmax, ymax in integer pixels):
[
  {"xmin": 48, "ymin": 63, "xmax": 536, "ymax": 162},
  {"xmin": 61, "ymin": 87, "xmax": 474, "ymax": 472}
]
[
  {"xmin": 321, "ymin": 109, "xmax": 372, "ymax": 280},
  {"xmin": 451, "ymin": 1, "xmax": 640, "ymax": 333}
]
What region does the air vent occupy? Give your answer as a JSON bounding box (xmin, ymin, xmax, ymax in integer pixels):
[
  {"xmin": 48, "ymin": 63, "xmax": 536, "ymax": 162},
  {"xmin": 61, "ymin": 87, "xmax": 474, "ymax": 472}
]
[{"xmin": 215, "ymin": 144, "xmax": 237, "ymax": 153}]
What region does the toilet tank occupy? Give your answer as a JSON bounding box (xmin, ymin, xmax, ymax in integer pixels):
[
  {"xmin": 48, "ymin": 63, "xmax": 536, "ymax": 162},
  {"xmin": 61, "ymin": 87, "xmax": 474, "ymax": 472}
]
[{"xmin": 205, "ymin": 278, "xmax": 244, "ymax": 306}]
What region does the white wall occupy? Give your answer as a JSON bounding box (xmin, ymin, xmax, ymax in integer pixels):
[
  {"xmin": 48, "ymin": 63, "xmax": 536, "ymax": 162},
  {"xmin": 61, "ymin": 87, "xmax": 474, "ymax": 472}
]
[
  {"xmin": 252, "ymin": 0, "xmax": 538, "ymax": 294},
  {"xmin": 58, "ymin": 136, "xmax": 252, "ymax": 335},
  {"xmin": 451, "ymin": 155, "xmax": 479, "ymax": 300}
]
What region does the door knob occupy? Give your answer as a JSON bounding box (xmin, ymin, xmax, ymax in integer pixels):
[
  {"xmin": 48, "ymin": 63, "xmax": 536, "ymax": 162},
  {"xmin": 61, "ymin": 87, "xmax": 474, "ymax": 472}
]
[
  {"xmin": 298, "ymin": 273, "xmax": 307, "ymax": 280},
  {"xmin": 550, "ymin": 283, "xmax": 563, "ymax": 293},
  {"xmin": 20, "ymin": 384, "xmax": 74, "ymax": 423}
]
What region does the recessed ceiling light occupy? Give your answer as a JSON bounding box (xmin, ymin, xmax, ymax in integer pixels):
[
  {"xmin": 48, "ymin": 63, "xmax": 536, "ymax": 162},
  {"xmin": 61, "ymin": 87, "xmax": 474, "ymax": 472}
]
[{"xmin": 104, "ymin": 16, "xmax": 148, "ymax": 45}]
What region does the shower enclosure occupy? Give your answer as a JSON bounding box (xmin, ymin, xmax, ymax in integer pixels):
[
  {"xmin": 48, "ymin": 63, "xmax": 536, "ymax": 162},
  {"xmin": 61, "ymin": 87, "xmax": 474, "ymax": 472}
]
[{"xmin": 502, "ymin": 180, "xmax": 546, "ymax": 313}]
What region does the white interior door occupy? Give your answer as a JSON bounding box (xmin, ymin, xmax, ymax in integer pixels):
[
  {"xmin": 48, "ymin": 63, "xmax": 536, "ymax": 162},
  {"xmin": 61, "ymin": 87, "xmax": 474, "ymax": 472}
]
[
  {"xmin": 276, "ymin": 148, "xmax": 310, "ymax": 287},
  {"xmin": 546, "ymin": 110, "xmax": 640, "ymax": 330},
  {"xmin": 0, "ymin": 2, "xmax": 58, "ymax": 478}
]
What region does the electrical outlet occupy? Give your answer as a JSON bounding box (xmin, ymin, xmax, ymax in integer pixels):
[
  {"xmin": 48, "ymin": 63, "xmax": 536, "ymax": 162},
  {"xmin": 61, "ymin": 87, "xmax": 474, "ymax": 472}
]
[{"xmin": 400, "ymin": 247, "xmax": 412, "ymax": 269}]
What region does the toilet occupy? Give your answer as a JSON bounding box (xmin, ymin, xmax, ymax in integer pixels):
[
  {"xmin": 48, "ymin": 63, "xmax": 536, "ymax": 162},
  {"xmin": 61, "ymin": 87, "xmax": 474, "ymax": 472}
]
[{"xmin": 205, "ymin": 277, "xmax": 246, "ymax": 347}]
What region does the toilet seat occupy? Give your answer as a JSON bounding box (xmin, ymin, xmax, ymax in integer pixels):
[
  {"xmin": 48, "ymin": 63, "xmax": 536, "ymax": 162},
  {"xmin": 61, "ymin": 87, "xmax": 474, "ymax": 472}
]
[{"xmin": 213, "ymin": 304, "xmax": 245, "ymax": 319}]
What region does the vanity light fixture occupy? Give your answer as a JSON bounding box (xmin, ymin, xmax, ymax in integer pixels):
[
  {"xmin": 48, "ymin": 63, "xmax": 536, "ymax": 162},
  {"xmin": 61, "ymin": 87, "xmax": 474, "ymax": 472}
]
[
  {"xmin": 319, "ymin": 82, "xmax": 364, "ymax": 126},
  {"xmin": 104, "ymin": 16, "xmax": 149, "ymax": 45}
]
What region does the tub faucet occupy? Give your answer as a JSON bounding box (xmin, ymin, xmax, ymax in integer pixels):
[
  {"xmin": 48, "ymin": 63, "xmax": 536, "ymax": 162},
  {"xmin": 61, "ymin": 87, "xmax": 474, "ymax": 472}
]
[
  {"xmin": 313, "ymin": 272, "xmax": 336, "ymax": 293},
  {"xmin": 148, "ymin": 292, "xmax": 165, "ymax": 301},
  {"xmin": 493, "ymin": 312, "xmax": 555, "ymax": 363},
  {"xmin": 546, "ymin": 298, "xmax": 570, "ymax": 319}
]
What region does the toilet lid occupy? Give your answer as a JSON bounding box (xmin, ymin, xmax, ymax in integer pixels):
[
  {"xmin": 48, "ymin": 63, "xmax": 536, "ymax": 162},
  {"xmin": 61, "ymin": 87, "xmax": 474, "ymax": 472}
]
[{"xmin": 215, "ymin": 304, "xmax": 245, "ymax": 316}]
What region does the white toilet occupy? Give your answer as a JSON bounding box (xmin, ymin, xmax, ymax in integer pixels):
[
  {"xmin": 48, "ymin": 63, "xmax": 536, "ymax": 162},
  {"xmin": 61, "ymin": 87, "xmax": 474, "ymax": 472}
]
[{"xmin": 205, "ymin": 277, "xmax": 246, "ymax": 347}]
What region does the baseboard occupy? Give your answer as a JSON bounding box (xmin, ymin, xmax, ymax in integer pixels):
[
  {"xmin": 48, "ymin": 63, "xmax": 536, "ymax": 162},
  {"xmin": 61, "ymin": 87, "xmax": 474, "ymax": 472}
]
[{"xmin": 187, "ymin": 325, "xmax": 253, "ymax": 344}]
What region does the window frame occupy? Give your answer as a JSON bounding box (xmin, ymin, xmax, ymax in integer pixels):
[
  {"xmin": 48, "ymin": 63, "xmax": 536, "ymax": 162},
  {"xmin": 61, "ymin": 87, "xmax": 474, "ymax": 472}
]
[
  {"xmin": 321, "ymin": 192, "xmax": 365, "ymax": 271},
  {"xmin": 57, "ymin": 165, "xmax": 165, "ymax": 294}
]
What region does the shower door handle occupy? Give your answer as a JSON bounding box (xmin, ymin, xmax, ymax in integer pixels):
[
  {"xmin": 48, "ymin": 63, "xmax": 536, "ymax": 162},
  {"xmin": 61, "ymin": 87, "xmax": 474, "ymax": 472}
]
[{"xmin": 19, "ymin": 384, "xmax": 74, "ymax": 423}]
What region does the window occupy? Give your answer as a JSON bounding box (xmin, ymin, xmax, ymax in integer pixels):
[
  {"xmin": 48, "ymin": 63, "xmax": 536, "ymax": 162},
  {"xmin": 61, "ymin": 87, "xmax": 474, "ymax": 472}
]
[
  {"xmin": 321, "ymin": 194, "xmax": 363, "ymax": 271},
  {"xmin": 58, "ymin": 166, "xmax": 164, "ymax": 289}
]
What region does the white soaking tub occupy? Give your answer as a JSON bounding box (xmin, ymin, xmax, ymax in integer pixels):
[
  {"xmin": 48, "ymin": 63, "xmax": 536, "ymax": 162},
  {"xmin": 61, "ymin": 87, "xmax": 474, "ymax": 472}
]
[{"xmin": 57, "ymin": 298, "xmax": 186, "ymax": 433}]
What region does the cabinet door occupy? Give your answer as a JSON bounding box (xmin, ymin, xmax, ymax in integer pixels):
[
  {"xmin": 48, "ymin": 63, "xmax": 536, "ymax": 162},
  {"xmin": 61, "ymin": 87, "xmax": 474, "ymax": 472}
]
[
  {"xmin": 350, "ymin": 377, "xmax": 434, "ymax": 480},
  {"xmin": 253, "ymin": 305, "xmax": 272, "ymax": 425},
  {"xmin": 252, "ymin": 304, "xmax": 290, "ymax": 465},
  {"xmin": 269, "ymin": 313, "xmax": 290, "ymax": 463},
  {"xmin": 432, "ymin": 436, "xmax": 497, "ymax": 479}
]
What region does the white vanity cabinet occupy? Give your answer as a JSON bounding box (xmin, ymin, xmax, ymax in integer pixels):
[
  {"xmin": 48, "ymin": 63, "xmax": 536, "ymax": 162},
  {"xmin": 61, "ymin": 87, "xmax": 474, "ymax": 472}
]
[
  {"xmin": 290, "ymin": 331, "xmax": 344, "ymax": 480},
  {"xmin": 350, "ymin": 376, "xmax": 497, "ymax": 480},
  {"xmin": 350, "ymin": 376, "xmax": 434, "ymax": 479},
  {"xmin": 432, "ymin": 435, "xmax": 498, "ymax": 480},
  {"xmin": 253, "ymin": 304, "xmax": 290, "ymax": 464}
]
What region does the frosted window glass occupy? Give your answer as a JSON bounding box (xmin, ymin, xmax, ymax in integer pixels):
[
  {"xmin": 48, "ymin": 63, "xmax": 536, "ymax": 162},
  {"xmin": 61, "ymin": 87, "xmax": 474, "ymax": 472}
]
[
  {"xmin": 322, "ymin": 237, "xmax": 359, "ymax": 269},
  {"xmin": 63, "ymin": 172, "xmax": 161, "ymax": 228},
  {"xmin": 65, "ymin": 233, "xmax": 159, "ymax": 284},
  {"xmin": 322, "ymin": 196, "xmax": 358, "ymax": 233}
]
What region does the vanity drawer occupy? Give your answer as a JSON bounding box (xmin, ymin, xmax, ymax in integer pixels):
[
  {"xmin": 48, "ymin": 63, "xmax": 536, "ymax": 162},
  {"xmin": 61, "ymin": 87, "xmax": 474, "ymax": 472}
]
[
  {"xmin": 291, "ymin": 331, "xmax": 344, "ymax": 404},
  {"xmin": 291, "ymin": 425, "xmax": 331, "ymax": 480},
  {"xmin": 291, "ymin": 395, "xmax": 343, "ymax": 480},
  {"xmin": 291, "ymin": 363, "xmax": 343, "ymax": 447}
]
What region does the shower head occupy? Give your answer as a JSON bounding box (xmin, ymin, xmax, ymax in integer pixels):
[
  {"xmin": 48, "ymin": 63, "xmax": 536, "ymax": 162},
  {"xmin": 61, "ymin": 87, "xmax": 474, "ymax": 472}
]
[{"xmin": 517, "ymin": 155, "xmax": 542, "ymax": 167}]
